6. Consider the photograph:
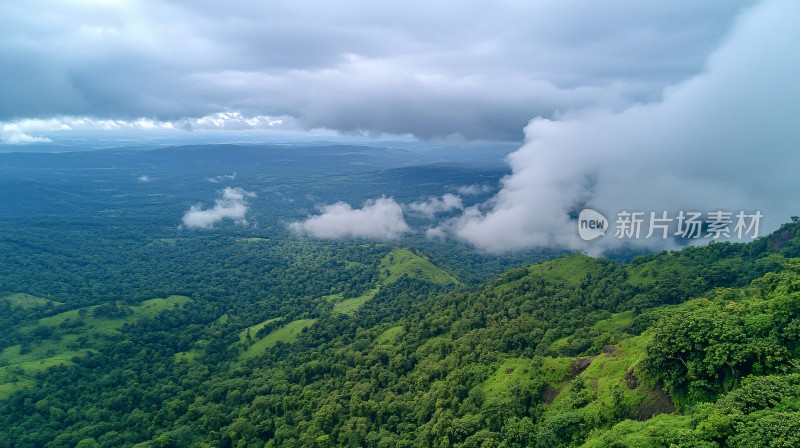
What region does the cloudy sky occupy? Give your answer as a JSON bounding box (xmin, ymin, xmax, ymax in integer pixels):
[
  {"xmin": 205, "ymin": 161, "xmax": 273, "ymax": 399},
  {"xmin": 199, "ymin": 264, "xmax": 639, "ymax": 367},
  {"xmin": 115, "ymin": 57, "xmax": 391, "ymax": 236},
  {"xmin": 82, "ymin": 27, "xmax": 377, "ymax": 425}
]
[
  {"xmin": 5, "ymin": 0, "xmax": 798, "ymax": 252},
  {"xmin": 1, "ymin": 0, "xmax": 757, "ymax": 143}
]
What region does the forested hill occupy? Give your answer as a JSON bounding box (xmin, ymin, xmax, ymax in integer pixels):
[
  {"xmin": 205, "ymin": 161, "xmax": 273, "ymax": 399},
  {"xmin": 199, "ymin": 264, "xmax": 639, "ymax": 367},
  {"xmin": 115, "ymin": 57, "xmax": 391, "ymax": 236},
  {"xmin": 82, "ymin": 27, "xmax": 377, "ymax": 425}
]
[{"xmin": 2, "ymin": 222, "xmax": 800, "ymax": 447}]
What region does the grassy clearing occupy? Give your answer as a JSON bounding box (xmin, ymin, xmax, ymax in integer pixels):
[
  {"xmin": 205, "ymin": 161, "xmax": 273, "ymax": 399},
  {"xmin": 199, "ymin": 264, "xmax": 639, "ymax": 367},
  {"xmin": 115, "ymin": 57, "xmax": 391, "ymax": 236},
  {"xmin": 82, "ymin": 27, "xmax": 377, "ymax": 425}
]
[
  {"xmin": 18, "ymin": 295, "xmax": 189, "ymax": 337},
  {"xmin": 135, "ymin": 296, "xmax": 191, "ymax": 318},
  {"xmin": 238, "ymin": 237, "xmax": 269, "ymax": 244},
  {"xmin": 489, "ymin": 255, "xmax": 605, "ymax": 297},
  {"xmin": 548, "ymin": 310, "xmax": 637, "ymax": 354},
  {"xmin": 580, "ymin": 413, "xmax": 692, "ymax": 448},
  {"xmin": 0, "ymin": 344, "xmax": 94, "ymax": 399},
  {"xmin": 239, "ymin": 317, "xmax": 282, "ymax": 342},
  {"xmin": 540, "ymin": 356, "xmax": 575, "ymax": 384},
  {"xmin": 324, "ymin": 249, "xmax": 457, "ymax": 316},
  {"xmin": 174, "ymin": 349, "xmax": 201, "ymax": 363},
  {"xmin": 0, "ymin": 350, "xmax": 89, "ymax": 379},
  {"xmin": 240, "ymin": 319, "xmax": 317, "ymax": 360},
  {"xmin": 545, "ymin": 332, "xmax": 664, "ymax": 425},
  {"xmin": 0, "ymin": 295, "xmax": 190, "ymax": 399},
  {"xmin": 0, "ymin": 378, "xmax": 35, "ymax": 400},
  {"xmin": 333, "ymin": 288, "xmax": 379, "ymax": 315},
  {"xmin": 482, "ymin": 357, "xmax": 572, "ymax": 402},
  {"xmin": 0, "ymin": 293, "xmax": 61, "ymax": 310},
  {"xmin": 15, "ymin": 352, "xmax": 90, "ymax": 374},
  {"xmin": 548, "ymin": 336, "xmax": 571, "ymax": 353},
  {"xmin": 483, "ymin": 358, "xmax": 538, "ymax": 401},
  {"xmin": 323, "ymin": 293, "xmax": 344, "ymax": 303},
  {"xmin": 592, "ymin": 310, "xmax": 635, "ymax": 333},
  {"xmin": 579, "ymin": 339, "xmax": 648, "ymax": 412},
  {"xmin": 375, "ymin": 326, "xmax": 404, "ymax": 345},
  {"xmin": 1, "ymin": 335, "xmax": 80, "ymax": 366},
  {"xmin": 528, "ymin": 254, "xmax": 604, "ymax": 287}
]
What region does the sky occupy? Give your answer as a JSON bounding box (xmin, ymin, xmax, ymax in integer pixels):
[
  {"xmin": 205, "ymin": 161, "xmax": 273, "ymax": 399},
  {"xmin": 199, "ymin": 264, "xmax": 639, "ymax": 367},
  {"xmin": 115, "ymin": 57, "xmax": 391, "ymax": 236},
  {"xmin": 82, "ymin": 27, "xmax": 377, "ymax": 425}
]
[
  {"xmin": 4, "ymin": 0, "xmax": 798, "ymax": 253},
  {"xmin": 1, "ymin": 0, "xmax": 755, "ymax": 144}
]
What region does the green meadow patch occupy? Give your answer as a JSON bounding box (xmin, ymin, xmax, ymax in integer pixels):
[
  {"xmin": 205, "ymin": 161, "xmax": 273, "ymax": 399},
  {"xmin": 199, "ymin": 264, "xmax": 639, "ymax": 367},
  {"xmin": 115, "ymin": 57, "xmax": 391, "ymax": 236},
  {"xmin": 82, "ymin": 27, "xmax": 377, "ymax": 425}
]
[
  {"xmin": 375, "ymin": 325, "xmax": 404, "ymax": 345},
  {"xmin": 0, "ymin": 293, "xmax": 61, "ymax": 310},
  {"xmin": 326, "ymin": 248, "xmax": 459, "ymax": 316},
  {"xmin": 0, "ymin": 295, "xmax": 190, "ymax": 399},
  {"xmin": 240, "ymin": 319, "xmax": 317, "ymax": 360},
  {"xmin": 482, "ymin": 357, "xmax": 573, "ymax": 403},
  {"xmin": 332, "ymin": 288, "xmax": 379, "ymax": 315},
  {"xmin": 17, "ymin": 295, "xmax": 189, "ymax": 337},
  {"xmin": 592, "ymin": 310, "xmax": 635, "ymax": 333},
  {"xmin": 239, "ymin": 317, "xmax": 283, "ymax": 342},
  {"xmin": 237, "ymin": 237, "xmax": 270, "ymax": 244}
]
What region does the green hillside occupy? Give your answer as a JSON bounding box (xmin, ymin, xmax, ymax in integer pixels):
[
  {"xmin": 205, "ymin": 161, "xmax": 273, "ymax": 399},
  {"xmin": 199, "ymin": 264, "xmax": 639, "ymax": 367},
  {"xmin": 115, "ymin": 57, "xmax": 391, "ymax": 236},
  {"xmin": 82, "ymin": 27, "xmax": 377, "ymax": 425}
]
[
  {"xmin": 2, "ymin": 223, "xmax": 800, "ymax": 447},
  {"xmin": 174, "ymin": 248, "xmax": 460, "ymax": 367},
  {"xmin": 0, "ymin": 295, "xmax": 189, "ymax": 398},
  {"xmin": 207, "ymin": 221, "xmax": 798, "ymax": 447},
  {"xmin": 326, "ymin": 248, "xmax": 459, "ymax": 316},
  {"xmin": 240, "ymin": 319, "xmax": 318, "ymax": 360},
  {"xmin": 379, "ymin": 248, "xmax": 460, "ymax": 286},
  {"xmin": 230, "ymin": 248, "xmax": 459, "ymax": 362},
  {"xmin": 332, "ymin": 288, "xmax": 379, "ymax": 315},
  {"xmin": 0, "ymin": 293, "xmax": 61, "ymax": 310},
  {"xmin": 238, "ymin": 317, "xmax": 283, "ymax": 343}
]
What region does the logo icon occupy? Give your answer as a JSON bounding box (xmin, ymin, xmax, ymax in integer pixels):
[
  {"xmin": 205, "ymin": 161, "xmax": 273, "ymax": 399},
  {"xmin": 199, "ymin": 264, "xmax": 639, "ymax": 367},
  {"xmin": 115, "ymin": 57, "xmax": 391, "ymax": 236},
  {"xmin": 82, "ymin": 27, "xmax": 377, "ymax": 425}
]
[{"xmin": 578, "ymin": 208, "xmax": 607, "ymax": 241}]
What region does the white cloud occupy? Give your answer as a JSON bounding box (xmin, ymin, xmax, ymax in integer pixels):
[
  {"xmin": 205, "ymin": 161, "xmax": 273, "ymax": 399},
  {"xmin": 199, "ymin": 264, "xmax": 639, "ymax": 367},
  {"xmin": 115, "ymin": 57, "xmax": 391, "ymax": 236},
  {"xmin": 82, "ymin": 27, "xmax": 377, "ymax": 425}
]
[
  {"xmin": 1, "ymin": 122, "xmax": 53, "ymax": 144},
  {"xmin": 0, "ymin": 132, "xmax": 52, "ymax": 144},
  {"xmin": 407, "ymin": 193, "xmax": 463, "ymax": 218},
  {"xmin": 188, "ymin": 112, "xmax": 285, "ymax": 131},
  {"xmin": 208, "ymin": 172, "xmax": 237, "ymax": 183},
  {"xmin": 451, "ymin": 0, "xmax": 800, "ymax": 253},
  {"xmin": 138, "ymin": 175, "xmax": 151, "ymax": 182},
  {"xmin": 425, "ymin": 226, "xmax": 447, "ymax": 240},
  {"xmin": 0, "ymin": 113, "xmax": 294, "ymax": 143},
  {"xmin": 289, "ymin": 197, "xmax": 409, "ymax": 241},
  {"xmin": 182, "ymin": 187, "xmax": 256, "ymax": 229},
  {"xmin": 455, "ymin": 184, "xmax": 492, "ymax": 196}
]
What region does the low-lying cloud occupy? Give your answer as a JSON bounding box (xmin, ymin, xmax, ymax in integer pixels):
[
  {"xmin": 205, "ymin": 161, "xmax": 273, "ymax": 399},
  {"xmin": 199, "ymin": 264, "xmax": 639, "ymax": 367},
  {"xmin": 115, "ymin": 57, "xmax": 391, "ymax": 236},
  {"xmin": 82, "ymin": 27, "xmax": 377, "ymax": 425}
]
[
  {"xmin": 0, "ymin": 113, "xmax": 292, "ymax": 144},
  {"xmin": 451, "ymin": 0, "xmax": 800, "ymax": 253},
  {"xmin": 290, "ymin": 197, "xmax": 409, "ymax": 241},
  {"xmin": 182, "ymin": 187, "xmax": 256, "ymax": 229},
  {"xmin": 1, "ymin": 122, "xmax": 53, "ymax": 144},
  {"xmin": 455, "ymin": 184, "xmax": 493, "ymax": 196},
  {"xmin": 408, "ymin": 193, "xmax": 463, "ymax": 218},
  {"xmin": 208, "ymin": 173, "xmax": 237, "ymax": 183}
]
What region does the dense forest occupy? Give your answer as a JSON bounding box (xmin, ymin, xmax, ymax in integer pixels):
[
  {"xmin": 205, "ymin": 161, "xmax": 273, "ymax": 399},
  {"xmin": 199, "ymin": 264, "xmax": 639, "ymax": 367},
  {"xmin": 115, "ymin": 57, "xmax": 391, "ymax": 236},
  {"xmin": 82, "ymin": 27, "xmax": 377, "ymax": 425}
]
[
  {"xmin": 2, "ymin": 215, "xmax": 800, "ymax": 446},
  {"xmin": 2, "ymin": 147, "xmax": 800, "ymax": 447}
]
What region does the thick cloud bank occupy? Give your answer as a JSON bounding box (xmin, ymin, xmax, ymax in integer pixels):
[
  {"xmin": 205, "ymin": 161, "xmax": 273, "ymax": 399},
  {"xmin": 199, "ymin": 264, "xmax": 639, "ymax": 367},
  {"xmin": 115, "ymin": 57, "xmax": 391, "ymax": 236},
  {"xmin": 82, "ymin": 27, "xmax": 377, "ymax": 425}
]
[
  {"xmin": 453, "ymin": 0, "xmax": 800, "ymax": 253},
  {"xmin": 0, "ymin": 1, "xmax": 751, "ymax": 140},
  {"xmin": 290, "ymin": 197, "xmax": 409, "ymax": 241},
  {"xmin": 182, "ymin": 187, "xmax": 255, "ymax": 229}
]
